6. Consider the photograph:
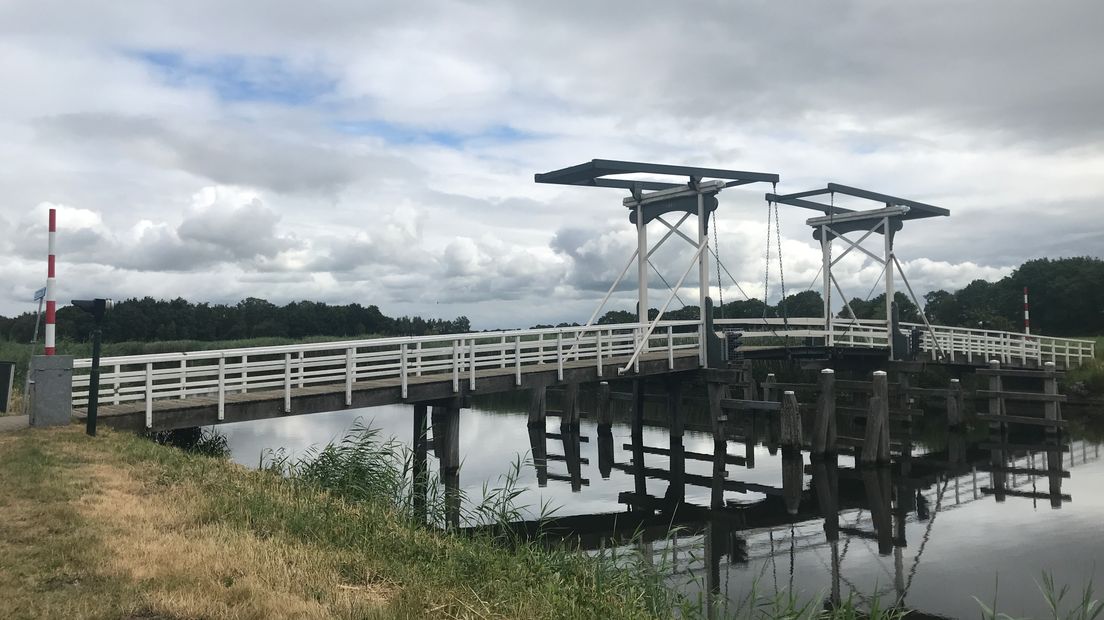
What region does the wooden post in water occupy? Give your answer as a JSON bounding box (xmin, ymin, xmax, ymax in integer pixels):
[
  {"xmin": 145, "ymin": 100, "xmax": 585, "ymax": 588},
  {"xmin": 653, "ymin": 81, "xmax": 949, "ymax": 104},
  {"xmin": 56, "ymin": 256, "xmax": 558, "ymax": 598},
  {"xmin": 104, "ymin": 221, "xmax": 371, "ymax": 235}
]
[
  {"xmin": 763, "ymin": 373, "xmax": 780, "ymax": 453},
  {"xmin": 631, "ymin": 379, "xmax": 645, "ymax": 436},
  {"xmin": 812, "ymin": 368, "xmax": 836, "ymax": 456},
  {"xmin": 707, "ymin": 381, "xmax": 727, "ymax": 510},
  {"xmin": 432, "ymin": 403, "xmax": 461, "ymax": 530},
  {"xmin": 782, "ymin": 451, "xmax": 803, "ymax": 515},
  {"xmin": 988, "ymin": 360, "xmax": 1004, "ymax": 433},
  {"xmin": 987, "ymin": 360, "xmax": 1007, "ymax": 502},
  {"xmin": 666, "ymin": 377, "xmax": 683, "ymax": 439},
  {"xmin": 528, "ymin": 379, "xmax": 547, "ymax": 426},
  {"xmin": 596, "ymin": 381, "xmax": 612, "ymax": 428},
  {"xmin": 741, "ymin": 359, "xmax": 758, "ymax": 401},
  {"xmin": 561, "ymin": 382, "xmax": 580, "ymax": 430},
  {"xmin": 1043, "ymin": 361, "xmax": 1059, "ymax": 439},
  {"xmin": 412, "ymin": 403, "xmax": 428, "ymax": 523},
  {"xmin": 780, "ymin": 391, "xmax": 802, "ymax": 450},
  {"xmin": 946, "ymin": 378, "xmax": 963, "ymax": 428},
  {"xmin": 527, "ymin": 424, "xmax": 548, "ymax": 487},
  {"xmin": 862, "ymin": 371, "xmax": 890, "ymax": 465},
  {"xmin": 813, "ymin": 457, "xmax": 841, "ymax": 607}
]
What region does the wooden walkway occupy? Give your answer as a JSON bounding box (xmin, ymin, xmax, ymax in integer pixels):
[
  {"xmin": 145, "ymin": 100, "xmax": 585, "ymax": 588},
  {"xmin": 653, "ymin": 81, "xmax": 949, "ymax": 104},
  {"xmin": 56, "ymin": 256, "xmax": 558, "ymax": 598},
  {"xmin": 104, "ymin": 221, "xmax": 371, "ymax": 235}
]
[{"xmin": 79, "ymin": 350, "xmax": 701, "ymax": 431}]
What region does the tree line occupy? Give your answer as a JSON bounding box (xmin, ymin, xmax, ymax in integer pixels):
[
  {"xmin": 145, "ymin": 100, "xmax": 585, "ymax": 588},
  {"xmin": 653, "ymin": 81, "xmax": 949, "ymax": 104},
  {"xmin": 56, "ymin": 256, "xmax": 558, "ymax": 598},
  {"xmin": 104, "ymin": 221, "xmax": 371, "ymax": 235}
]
[
  {"xmin": 590, "ymin": 257, "xmax": 1100, "ymax": 336},
  {"xmin": 0, "ymin": 297, "xmax": 471, "ymax": 344},
  {"xmin": 1, "ymin": 257, "xmax": 1098, "ymax": 344}
]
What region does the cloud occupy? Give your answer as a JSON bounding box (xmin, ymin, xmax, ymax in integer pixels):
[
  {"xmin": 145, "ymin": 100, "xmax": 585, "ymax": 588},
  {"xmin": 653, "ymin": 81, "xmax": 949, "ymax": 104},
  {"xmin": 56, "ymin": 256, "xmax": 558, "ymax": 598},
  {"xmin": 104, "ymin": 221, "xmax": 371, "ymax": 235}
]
[{"xmin": 0, "ymin": 1, "xmax": 1102, "ymax": 329}]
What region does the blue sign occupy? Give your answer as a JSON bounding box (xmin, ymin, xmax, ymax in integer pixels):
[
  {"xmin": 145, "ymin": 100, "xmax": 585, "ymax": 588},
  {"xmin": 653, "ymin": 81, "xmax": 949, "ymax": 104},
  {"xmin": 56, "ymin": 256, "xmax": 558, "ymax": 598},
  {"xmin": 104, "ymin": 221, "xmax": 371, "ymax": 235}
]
[{"xmin": 33, "ymin": 287, "xmax": 46, "ymax": 301}]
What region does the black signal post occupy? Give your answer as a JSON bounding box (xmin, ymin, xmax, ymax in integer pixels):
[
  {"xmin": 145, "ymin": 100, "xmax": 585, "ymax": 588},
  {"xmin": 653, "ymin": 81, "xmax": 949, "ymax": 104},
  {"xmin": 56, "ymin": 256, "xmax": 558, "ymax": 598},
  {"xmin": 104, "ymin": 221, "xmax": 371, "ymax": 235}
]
[{"xmin": 72, "ymin": 298, "xmax": 113, "ymax": 436}]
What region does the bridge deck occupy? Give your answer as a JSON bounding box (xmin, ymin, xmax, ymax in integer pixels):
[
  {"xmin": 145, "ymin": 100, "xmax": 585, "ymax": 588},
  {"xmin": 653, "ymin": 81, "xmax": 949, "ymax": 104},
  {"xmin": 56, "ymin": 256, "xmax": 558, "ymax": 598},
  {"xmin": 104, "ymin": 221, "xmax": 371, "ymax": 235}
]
[{"xmin": 80, "ymin": 350, "xmax": 702, "ymax": 431}]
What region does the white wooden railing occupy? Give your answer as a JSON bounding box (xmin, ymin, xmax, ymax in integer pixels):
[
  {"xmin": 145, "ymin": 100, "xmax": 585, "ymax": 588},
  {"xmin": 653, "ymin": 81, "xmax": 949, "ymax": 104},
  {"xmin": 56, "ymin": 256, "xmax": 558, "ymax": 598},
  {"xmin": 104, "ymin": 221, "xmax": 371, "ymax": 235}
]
[
  {"xmin": 72, "ymin": 321, "xmax": 704, "ymax": 428},
  {"xmin": 714, "ymin": 317, "xmax": 1096, "ymax": 367}
]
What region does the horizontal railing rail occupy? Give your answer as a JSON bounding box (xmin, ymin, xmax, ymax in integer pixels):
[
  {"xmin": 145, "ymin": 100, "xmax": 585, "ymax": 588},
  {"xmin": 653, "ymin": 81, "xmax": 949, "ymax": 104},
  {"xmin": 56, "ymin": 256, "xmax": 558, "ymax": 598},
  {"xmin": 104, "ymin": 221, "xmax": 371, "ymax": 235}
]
[
  {"xmin": 71, "ymin": 316, "xmax": 1094, "ymax": 429},
  {"xmin": 72, "ymin": 321, "xmax": 704, "ymax": 428}
]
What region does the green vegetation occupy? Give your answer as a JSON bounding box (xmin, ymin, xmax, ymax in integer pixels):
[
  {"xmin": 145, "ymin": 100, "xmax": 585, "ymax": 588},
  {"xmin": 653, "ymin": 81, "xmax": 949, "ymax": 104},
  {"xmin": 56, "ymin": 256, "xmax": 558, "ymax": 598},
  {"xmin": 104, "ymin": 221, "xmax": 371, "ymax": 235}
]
[{"xmin": 0, "ymin": 296, "xmax": 470, "ymax": 345}]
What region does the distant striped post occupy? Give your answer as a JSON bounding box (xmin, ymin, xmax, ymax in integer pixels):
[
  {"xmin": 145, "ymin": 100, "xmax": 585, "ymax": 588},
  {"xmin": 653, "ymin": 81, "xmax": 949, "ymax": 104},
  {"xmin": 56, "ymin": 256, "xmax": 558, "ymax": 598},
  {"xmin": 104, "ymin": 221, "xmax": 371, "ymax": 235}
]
[
  {"xmin": 45, "ymin": 208, "xmax": 57, "ymax": 355},
  {"xmin": 1023, "ymin": 286, "xmax": 1030, "ymax": 336}
]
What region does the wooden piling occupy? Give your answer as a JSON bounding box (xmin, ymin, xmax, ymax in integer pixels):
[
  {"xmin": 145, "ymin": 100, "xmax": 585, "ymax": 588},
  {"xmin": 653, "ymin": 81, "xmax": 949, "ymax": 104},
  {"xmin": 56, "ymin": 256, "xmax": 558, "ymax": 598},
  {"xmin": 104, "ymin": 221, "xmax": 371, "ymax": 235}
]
[
  {"xmin": 861, "ymin": 371, "xmax": 890, "ymax": 465},
  {"xmin": 782, "ymin": 452, "xmax": 804, "ymax": 515},
  {"xmin": 946, "ymin": 378, "xmax": 963, "ymax": 427},
  {"xmin": 812, "ymin": 369, "xmax": 836, "ymax": 456},
  {"xmin": 596, "ymin": 381, "xmax": 612, "ymax": 427},
  {"xmin": 707, "ymin": 381, "xmax": 727, "ymax": 510},
  {"xmin": 632, "ymin": 379, "xmax": 645, "ymax": 436},
  {"xmin": 741, "ymin": 360, "xmax": 758, "ymax": 401},
  {"xmin": 528, "ymin": 380, "xmax": 547, "ymax": 426},
  {"xmin": 412, "ymin": 403, "xmax": 428, "ymax": 523},
  {"xmin": 780, "ymin": 391, "xmax": 802, "ymax": 449},
  {"xmin": 432, "ymin": 403, "xmax": 461, "ymax": 530},
  {"xmin": 561, "ymin": 382, "xmax": 580, "ymax": 429},
  {"xmin": 1043, "ymin": 361, "xmax": 1059, "ymax": 438},
  {"xmin": 527, "ymin": 424, "xmax": 549, "ymax": 487},
  {"xmin": 666, "ymin": 378, "xmax": 683, "ymax": 438},
  {"xmin": 987, "ymin": 360, "xmax": 1004, "ymax": 433}
]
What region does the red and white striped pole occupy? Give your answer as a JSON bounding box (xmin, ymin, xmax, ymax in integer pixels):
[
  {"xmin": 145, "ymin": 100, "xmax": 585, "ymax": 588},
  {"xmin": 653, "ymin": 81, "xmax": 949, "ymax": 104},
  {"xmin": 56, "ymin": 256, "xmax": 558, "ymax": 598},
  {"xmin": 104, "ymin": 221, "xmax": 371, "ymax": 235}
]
[
  {"xmin": 45, "ymin": 208, "xmax": 57, "ymax": 355},
  {"xmin": 1023, "ymin": 286, "xmax": 1031, "ymax": 336}
]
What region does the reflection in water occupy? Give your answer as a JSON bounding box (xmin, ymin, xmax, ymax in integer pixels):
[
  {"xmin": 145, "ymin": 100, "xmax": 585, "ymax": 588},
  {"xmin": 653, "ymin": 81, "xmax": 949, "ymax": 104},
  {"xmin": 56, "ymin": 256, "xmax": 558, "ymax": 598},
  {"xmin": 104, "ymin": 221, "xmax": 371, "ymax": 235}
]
[{"xmin": 218, "ymin": 381, "xmax": 1104, "ymax": 619}]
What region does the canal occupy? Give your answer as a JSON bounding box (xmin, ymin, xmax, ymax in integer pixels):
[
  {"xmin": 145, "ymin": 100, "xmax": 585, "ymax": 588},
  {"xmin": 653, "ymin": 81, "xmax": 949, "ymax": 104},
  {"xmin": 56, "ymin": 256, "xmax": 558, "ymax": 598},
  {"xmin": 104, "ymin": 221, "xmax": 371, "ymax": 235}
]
[{"xmin": 214, "ymin": 385, "xmax": 1104, "ymax": 619}]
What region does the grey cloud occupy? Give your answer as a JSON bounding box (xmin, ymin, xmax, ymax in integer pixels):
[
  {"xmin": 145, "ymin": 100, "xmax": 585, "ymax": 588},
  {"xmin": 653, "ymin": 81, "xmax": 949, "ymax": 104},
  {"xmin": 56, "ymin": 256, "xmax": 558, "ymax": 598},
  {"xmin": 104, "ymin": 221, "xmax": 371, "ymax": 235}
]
[{"xmin": 33, "ymin": 112, "xmax": 364, "ymax": 194}]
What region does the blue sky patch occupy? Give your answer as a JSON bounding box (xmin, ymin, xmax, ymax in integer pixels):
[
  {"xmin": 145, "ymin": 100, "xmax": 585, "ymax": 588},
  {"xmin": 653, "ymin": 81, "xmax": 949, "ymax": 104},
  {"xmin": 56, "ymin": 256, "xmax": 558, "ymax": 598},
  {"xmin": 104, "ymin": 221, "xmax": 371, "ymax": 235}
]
[
  {"xmin": 132, "ymin": 49, "xmax": 335, "ymax": 106},
  {"xmin": 333, "ymin": 119, "xmax": 538, "ymax": 148}
]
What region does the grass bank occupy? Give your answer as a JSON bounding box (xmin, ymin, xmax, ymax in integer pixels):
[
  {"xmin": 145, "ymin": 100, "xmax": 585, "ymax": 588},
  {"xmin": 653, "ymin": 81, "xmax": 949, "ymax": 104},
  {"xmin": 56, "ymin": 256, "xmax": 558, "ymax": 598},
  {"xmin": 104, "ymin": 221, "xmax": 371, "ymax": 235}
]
[{"xmin": 0, "ymin": 425, "xmax": 681, "ymax": 619}]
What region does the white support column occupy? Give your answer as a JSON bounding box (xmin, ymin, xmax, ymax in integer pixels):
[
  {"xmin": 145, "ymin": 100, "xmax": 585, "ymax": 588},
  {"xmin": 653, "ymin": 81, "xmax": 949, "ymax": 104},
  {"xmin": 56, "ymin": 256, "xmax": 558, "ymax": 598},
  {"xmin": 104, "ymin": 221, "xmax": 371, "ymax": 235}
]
[
  {"xmin": 636, "ymin": 202, "xmax": 648, "ymax": 324},
  {"xmin": 217, "ymin": 355, "xmax": 225, "ymax": 421},
  {"xmin": 821, "ymin": 225, "xmax": 832, "ymax": 347},
  {"xmin": 883, "ymin": 216, "xmax": 894, "ymax": 359},
  {"xmin": 697, "ymin": 191, "xmax": 709, "ymax": 367}
]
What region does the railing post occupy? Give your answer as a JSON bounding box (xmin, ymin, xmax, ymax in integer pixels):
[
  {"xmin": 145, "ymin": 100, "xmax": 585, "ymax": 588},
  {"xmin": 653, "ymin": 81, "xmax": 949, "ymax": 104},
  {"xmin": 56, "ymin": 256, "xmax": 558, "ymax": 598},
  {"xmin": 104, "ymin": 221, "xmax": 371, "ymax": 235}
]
[
  {"xmin": 297, "ymin": 351, "xmax": 305, "ymax": 389},
  {"xmin": 113, "ymin": 363, "xmax": 121, "ymax": 405},
  {"xmin": 241, "ymin": 354, "xmax": 248, "ymax": 394},
  {"xmin": 514, "ymin": 336, "xmax": 522, "ymax": 386},
  {"xmin": 416, "ymin": 341, "xmax": 423, "ymax": 377},
  {"xmin": 217, "ymin": 355, "xmax": 225, "ymax": 421},
  {"xmin": 179, "ymin": 359, "xmax": 186, "ymax": 399},
  {"xmin": 500, "ymin": 335, "xmax": 507, "ymax": 369},
  {"xmin": 399, "ymin": 344, "xmax": 408, "ymax": 400},
  {"xmin": 596, "ymin": 329, "xmax": 603, "ymax": 377},
  {"xmin": 667, "ymin": 325, "xmax": 674, "ymax": 369},
  {"xmin": 145, "ymin": 362, "xmax": 153, "ymax": 428},
  {"xmin": 557, "ymin": 332, "xmax": 564, "ymax": 381},
  {"xmin": 284, "ymin": 353, "xmax": 292, "ymax": 414},
  {"xmin": 452, "ymin": 340, "xmax": 460, "ymax": 393},
  {"xmin": 469, "ymin": 338, "xmax": 477, "ymax": 390},
  {"xmin": 346, "ymin": 347, "xmax": 355, "ymax": 406}
]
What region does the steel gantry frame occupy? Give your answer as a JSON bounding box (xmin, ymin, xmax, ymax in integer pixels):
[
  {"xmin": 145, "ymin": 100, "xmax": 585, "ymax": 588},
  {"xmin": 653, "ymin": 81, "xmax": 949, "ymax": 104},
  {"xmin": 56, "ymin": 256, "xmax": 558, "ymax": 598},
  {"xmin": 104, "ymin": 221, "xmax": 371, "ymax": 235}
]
[
  {"xmin": 535, "ymin": 160, "xmax": 779, "ymax": 370},
  {"xmin": 766, "ymin": 184, "xmax": 950, "ymax": 359}
]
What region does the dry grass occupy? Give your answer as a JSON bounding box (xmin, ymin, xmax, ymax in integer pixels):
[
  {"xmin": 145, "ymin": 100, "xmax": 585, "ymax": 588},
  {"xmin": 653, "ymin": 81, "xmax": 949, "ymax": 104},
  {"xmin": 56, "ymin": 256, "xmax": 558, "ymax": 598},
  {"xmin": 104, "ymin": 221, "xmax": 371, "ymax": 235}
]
[{"xmin": 0, "ymin": 426, "xmax": 394, "ymax": 620}]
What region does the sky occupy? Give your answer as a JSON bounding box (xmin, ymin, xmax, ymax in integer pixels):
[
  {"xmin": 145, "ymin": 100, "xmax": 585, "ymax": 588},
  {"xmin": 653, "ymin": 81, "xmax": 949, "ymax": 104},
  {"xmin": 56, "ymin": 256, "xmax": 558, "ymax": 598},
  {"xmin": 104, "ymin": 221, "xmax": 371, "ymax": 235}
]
[{"xmin": 1, "ymin": 1, "xmax": 1102, "ymax": 329}]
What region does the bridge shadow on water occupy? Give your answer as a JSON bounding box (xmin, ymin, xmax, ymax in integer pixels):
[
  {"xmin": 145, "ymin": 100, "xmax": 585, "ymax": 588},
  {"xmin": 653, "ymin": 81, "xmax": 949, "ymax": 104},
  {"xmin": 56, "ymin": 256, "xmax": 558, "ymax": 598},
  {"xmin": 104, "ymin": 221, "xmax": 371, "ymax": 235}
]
[{"xmin": 441, "ymin": 384, "xmax": 1104, "ymax": 619}]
